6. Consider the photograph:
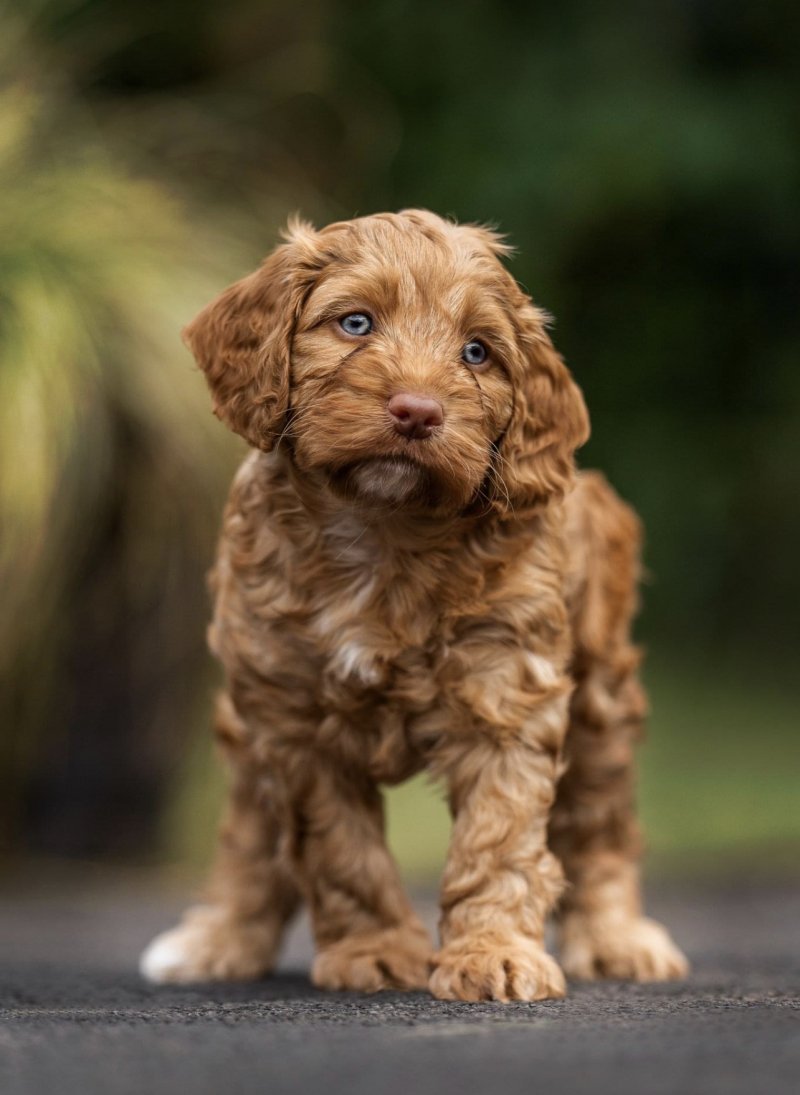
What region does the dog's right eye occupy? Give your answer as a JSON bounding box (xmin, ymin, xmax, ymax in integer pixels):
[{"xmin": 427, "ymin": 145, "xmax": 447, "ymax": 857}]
[{"xmin": 339, "ymin": 313, "xmax": 373, "ymax": 336}]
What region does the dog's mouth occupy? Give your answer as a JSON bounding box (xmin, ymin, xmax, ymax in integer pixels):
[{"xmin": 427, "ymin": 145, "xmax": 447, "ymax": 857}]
[{"xmin": 328, "ymin": 456, "xmax": 441, "ymax": 509}]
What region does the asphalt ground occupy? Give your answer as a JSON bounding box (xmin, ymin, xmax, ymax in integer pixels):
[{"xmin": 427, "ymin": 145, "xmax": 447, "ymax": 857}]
[{"xmin": 0, "ymin": 871, "xmax": 797, "ymax": 1095}]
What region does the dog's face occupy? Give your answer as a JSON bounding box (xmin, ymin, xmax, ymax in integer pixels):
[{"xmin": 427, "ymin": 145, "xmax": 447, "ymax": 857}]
[
  {"xmin": 289, "ymin": 214, "xmax": 521, "ymax": 513},
  {"xmin": 184, "ymin": 210, "xmax": 589, "ymax": 517}
]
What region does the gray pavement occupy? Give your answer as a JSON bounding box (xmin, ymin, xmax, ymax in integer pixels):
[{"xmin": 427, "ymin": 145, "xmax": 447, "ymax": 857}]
[{"xmin": 0, "ymin": 872, "xmax": 798, "ymax": 1095}]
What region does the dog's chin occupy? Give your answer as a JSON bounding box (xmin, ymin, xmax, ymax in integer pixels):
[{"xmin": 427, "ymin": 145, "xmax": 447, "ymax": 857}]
[{"xmin": 329, "ymin": 457, "xmax": 443, "ymax": 511}]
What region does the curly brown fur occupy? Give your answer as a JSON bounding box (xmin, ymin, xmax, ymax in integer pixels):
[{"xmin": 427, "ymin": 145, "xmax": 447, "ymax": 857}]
[{"xmin": 140, "ymin": 210, "xmax": 687, "ymax": 1000}]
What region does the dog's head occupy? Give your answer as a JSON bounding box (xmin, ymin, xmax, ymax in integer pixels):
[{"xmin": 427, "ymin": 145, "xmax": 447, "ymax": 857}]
[{"xmin": 184, "ymin": 210, "xmax": 589, "ymax": 517}]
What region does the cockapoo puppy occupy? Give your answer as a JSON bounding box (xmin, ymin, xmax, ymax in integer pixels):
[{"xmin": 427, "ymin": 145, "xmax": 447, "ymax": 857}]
[{"xmin": 140, "ymin": 209, "xmax": 688, "ymax": 1001}]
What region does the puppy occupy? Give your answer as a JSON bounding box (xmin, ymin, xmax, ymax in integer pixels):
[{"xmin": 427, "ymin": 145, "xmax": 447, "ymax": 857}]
[{"xmin": 140, "ymin": 210, "xmax": 688, "ymax": 1001}]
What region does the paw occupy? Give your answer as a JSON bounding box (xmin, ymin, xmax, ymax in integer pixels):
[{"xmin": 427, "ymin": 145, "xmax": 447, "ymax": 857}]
[
  {"xmin": 429, "ymin": 937, "xmax": 566, "ymax": 1003},
  {"xmin": 139, "ymin": 905, "xmax": 279, "ymax": 984},
  {"xmin": 312, "ymin": 925, "xmax": 433, "ymax": 993},
  {"xmin": 559, "ymin": 915, "xmax": 689, "ymax": 982}
]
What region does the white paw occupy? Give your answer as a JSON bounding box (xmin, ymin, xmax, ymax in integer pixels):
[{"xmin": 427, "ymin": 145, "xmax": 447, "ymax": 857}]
[
  {"xmin": 139, "ymin": 910, "xmax": 220, "ymax": 984},
  {"xmin": 139, "ymin": 905, "xmax": 278, "ymax": 984},
  {"xmin": 140, "ymin": 925, "xmax": 199, "ymax": 984}
]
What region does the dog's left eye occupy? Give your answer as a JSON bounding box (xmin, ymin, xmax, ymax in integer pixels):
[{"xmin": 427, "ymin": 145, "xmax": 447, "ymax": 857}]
[
  {"xmin": 462, "ymin": 340, "xmax": 488, "ymax": 368},
  {"xmin": 339, "ymin": 313, "xmax": 373, "ymax": 336}
]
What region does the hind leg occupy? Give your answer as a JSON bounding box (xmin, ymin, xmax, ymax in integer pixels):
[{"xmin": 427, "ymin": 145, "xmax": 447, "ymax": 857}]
[
  {"xmin": 549, "ymin": 654, "xmax": 687, "ymax": 981},
  {"xmin": 550, "ymin": 476, "xmax": 688, "ymax": 982},
  {"xmin": 140, "ymin": 694, "xmax": 301, "ymax": 983}
]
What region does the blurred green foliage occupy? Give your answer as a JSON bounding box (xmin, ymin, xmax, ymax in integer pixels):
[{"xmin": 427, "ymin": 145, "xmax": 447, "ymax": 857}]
[
  {"xmin": 0, "ymin": 7, "xmax": 244, "ymax": 854},
  {"xmin": 1, "ymin": 0, "xmax": 798, "ymax": 868}
]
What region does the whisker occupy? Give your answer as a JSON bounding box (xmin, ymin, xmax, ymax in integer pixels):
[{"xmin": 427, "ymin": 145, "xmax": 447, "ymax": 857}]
[{"xmin": 333, "ymin": 521, "xmax": 371, "ymax": 563}]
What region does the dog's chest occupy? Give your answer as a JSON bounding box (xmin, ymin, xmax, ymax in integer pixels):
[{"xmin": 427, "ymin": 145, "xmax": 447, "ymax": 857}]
[
  {"xmin": 299, "ymin": 557, "xmax": 451, "ymax": 781},
  {"xmin": 310, "ymin": 567, "xmax": 443, "ymax": 691}
]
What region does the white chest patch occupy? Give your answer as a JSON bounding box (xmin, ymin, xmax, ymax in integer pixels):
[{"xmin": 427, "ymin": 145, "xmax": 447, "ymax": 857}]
[
  {"xmin": 330, "ymin": 639, "xmax": 384, "ymax": 687},
  {"xmin": 524, "ymin": 651, "xmax": 560, "ymax": 689},
  {"xmin": 310, "ymin": 569, "xmax": 386, "ymax": 687}
]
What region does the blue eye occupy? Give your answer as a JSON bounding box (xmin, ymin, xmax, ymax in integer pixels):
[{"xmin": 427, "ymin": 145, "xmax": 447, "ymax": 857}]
[
  {"xmin": 462, "ymin": 340, "xmax": 488, "ymax": 368},
  {"xmin": 339, "ymin": 313, "xmax": 373, "ymax": 336}
]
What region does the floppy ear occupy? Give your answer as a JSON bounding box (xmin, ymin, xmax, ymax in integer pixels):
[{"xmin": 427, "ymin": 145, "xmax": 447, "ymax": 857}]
[
  {"xmin": 183, "ymin": 224, "xmax": 317, "ymax": 450},
  {"xmin": 494, "ymin": 304, "xmax": 590, "ymax": 516}
]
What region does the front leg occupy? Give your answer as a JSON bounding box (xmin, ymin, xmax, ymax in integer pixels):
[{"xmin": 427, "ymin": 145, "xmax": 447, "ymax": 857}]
[
  {"xmin": 297, "ymin": 759, "xmax": 433, "ymax": 993},
  {"xmin": 429, "ymin": 649, "xmax": 572, "ymax": 1002}
]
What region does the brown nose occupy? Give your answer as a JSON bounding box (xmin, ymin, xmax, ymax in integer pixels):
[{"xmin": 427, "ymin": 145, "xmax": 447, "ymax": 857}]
[{"xmin": 387, "ymin": 393, "xmax": 444, "ymax": 439}]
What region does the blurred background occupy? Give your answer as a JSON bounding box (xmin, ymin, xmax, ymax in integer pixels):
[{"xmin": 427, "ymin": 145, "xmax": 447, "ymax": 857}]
[{"xmin": 1, "ymin": 0, "xmax": 798, "ymax": 889}]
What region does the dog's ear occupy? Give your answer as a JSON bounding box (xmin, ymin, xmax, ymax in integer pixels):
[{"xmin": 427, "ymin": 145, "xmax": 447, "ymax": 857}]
[
  {"xmin": 183, "ymin": 220, "xmax": 318, "ymax": 451},
  {"xmin": 494, "ymin": 301, "xmax": 590, "ymax": 516}
]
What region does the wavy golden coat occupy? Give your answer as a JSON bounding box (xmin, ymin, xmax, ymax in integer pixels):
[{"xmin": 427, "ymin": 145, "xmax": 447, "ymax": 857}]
[{"xmin": 140, "ymin": 210, "xmax": 687, "ymax": 1000}]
